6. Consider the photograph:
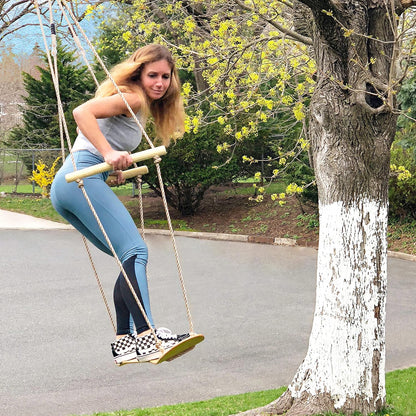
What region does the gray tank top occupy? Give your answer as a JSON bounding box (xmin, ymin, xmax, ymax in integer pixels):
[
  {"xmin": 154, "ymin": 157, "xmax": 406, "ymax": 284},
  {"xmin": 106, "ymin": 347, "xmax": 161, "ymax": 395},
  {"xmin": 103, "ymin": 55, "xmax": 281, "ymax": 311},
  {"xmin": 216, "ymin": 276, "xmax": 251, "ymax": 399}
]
[{"xmin": 72, "ymin": 113, "xmax": 143, "ymax": 158}]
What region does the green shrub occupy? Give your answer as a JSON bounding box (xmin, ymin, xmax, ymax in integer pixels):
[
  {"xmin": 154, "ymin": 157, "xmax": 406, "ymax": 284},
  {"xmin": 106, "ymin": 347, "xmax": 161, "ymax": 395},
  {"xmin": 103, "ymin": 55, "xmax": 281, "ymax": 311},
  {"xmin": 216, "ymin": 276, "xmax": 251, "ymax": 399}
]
[
  {"xmin": 389, "ymin": 143, "xmax": 416, "ymax": 220},
  {"xmin": 389, "ymin": 174, "xmax": 416, "ymax": 220}
]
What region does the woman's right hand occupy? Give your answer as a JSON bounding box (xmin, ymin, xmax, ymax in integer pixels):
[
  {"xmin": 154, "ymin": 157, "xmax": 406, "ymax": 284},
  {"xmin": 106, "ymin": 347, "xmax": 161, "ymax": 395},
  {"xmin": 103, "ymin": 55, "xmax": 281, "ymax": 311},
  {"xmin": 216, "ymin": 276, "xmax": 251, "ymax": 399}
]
[{"xmin": 104, "ymin": 149, "xmax": 133, "ymax": 171}]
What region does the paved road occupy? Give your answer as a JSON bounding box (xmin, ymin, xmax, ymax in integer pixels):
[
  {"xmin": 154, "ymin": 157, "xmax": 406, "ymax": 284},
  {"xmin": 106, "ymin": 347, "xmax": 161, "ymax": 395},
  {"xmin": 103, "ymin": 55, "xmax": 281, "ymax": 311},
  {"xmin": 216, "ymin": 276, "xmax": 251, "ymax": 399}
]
[{"xmin": 0, "ymin": 215, "xmax": 415, "ymax": 416}]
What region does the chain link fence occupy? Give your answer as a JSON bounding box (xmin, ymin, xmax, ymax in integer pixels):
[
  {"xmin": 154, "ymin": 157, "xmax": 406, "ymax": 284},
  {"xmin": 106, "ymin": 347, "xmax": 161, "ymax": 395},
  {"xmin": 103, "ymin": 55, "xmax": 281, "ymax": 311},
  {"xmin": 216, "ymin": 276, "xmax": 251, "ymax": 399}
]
[
  {"xmin": 0, "ymin": 148, "xmax": 65, "ymax": 193},
  {"xmin": 0, "ymin": 148, "xmax": 137, "ymax": 196}
]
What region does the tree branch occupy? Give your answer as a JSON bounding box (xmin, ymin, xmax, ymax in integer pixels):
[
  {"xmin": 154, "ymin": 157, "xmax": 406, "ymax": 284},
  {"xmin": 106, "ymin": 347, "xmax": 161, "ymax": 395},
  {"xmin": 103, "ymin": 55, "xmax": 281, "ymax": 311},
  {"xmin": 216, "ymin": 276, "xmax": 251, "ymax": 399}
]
[
  {"xmin": 76, "ymin": 0, "xmax": 107, "ymax": 21},
  {"xmin": 0, "ymin": 0, "xmax": 89, "ymax": 42},
  {"xmin": 232, "ymin": 0, "xmax": 313, "ymax": 45},
  {"xmin": 294, "ymin": 0, "xmax": 330, "ymax": 13},
  {"xmin": 400, "ymin": 0, "xmax": 416, "ymax": 9}
]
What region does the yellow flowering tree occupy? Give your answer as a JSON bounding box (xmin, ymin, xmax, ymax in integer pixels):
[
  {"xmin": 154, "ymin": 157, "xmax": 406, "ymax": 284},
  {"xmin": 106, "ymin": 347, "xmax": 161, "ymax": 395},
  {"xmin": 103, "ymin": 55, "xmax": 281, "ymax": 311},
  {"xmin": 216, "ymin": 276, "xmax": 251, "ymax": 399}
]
[
  {"xmin": 29, "ymin": 157, "xmax": 61, "ymax": 198},
  {"xmin": 94, "ymin": 0, "xmax": 316, "ymax": 198}
]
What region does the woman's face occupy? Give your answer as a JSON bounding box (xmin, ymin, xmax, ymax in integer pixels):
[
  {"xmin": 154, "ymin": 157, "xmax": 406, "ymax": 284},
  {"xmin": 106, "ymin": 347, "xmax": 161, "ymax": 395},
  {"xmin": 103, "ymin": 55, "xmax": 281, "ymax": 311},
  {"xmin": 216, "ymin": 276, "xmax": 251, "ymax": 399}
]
[{"xmin": 140, "ymin": 59, "xmax": 172, "ymax": 101}]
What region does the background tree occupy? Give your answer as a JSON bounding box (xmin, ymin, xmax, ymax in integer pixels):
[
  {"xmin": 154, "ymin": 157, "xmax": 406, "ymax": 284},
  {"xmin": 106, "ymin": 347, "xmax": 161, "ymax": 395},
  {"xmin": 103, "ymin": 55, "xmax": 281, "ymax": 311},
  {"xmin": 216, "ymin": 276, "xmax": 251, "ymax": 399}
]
[
  {"xmin": 0, "ymin": 0, "xmax": 47, "ymax": 42},
  {"xmin": 118, "ymin": 0, "xmax": 314, "ymax": 166},
  {"xmin": 0, "ymin": 0, "xmax": 104, "ymax": 147},
  {"xmin": 8, "ymin": 40, "xmax": 95, "ymax": 168},
  {"xmin": 395, "ymin": 69, "xmax": 416, "ymax": 158},
  {"xmin": 0, "ymin": 46, "xmax": 25, "ymax": 141},
  {"xmin": 140, "ymin": 122, "xmax": 242, "ymax": 215},
  {"xmin": 388, "ymin": 69, "xmax": 416, "ymax": 220}
]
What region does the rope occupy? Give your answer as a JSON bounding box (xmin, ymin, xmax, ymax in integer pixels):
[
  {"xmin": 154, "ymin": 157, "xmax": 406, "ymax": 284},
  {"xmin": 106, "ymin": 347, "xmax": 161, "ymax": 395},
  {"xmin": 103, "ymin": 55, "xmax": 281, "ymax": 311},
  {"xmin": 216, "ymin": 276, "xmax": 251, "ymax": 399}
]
[
  {"xmin": 33, "ymin": 0, "xmax": 69, "ymax": 162},
  {"xmin": 82, "ymin": 234, "xmax": 117, "ymax": 333},
  {"xmin": 76, "ymin": 178, "xmax": 157, "ymax": 340},
  {"xmin": 137, "ymin": 176, "xmax": 146, "ymax": 239},
  {"xmin": 154, "ymin": 158, "xmax": 194, "ymax": 333},
  {"xmin": 47, "ymin": 0, "xmax": 66, "ymax": 163},
  {"xmin": 34, "ymin": 0, "xmax": 118, "ymax": 334}
]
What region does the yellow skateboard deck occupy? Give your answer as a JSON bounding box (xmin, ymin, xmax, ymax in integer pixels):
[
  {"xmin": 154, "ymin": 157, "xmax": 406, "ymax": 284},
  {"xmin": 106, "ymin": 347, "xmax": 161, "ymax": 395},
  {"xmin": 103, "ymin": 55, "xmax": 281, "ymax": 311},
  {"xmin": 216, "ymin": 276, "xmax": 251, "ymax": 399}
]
[
  {"xmin": 150, "ymin": 334, "xmax": 204, "ymax": 365},
  {"xmin": 116, "ymin": 333, "xmax": 204, "ymax": 366}
]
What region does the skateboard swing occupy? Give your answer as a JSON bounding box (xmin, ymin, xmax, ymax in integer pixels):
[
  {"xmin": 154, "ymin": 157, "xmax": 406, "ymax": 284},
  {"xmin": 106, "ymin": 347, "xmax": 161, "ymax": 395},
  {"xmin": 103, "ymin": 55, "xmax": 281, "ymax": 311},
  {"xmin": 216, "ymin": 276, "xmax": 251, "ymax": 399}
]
[{"xmin": 117, "ymin": 334, "xmax": 205, "ymax": 366}]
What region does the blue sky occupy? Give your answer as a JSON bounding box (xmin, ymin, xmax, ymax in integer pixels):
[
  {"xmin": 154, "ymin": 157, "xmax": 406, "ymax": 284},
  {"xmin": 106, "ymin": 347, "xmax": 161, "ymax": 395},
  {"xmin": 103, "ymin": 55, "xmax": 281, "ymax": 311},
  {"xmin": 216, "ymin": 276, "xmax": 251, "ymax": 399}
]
[{"xmin": 5, "ymin": 6, "xmax": 97, "ymax": 57}]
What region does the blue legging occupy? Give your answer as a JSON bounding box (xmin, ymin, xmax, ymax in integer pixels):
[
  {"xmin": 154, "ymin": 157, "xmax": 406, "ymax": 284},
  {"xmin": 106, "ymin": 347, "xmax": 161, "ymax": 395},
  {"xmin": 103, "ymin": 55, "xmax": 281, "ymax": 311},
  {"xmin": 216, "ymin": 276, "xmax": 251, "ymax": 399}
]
[{"xmin": 51, "ymin": 150, "xmax": 154, "ymax": 335}]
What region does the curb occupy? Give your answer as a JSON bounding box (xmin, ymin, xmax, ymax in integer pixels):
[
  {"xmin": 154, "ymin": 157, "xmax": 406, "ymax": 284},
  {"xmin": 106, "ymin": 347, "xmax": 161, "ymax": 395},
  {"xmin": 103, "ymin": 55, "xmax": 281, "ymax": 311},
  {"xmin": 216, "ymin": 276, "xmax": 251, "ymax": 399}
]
[
  {"xmin": 387, "ymin": 250, "xmax": 416, "ymax": 262},
  {"xmin": 143, "ymin": 228, "xmax": 416, "ymax": 262},
  {"xmin": 143, "ymin": 228, "xmax": 298, "ymax": 246}
]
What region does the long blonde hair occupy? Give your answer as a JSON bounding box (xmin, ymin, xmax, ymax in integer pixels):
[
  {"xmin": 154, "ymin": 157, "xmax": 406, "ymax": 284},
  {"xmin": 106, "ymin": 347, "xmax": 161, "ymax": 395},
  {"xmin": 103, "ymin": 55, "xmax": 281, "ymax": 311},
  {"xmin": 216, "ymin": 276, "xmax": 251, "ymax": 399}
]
[{"xmin": 96, "ymin": 44, "xmax": 185, "ymax": 145}]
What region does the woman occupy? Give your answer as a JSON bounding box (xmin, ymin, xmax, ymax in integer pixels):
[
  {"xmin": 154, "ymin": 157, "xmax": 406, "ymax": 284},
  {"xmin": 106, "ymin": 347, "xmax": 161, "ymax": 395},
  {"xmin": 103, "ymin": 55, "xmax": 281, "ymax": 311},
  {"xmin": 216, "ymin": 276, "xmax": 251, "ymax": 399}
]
[{"xmin": 51, "ymin": 44, "xmax": 187, "ymax": 365}]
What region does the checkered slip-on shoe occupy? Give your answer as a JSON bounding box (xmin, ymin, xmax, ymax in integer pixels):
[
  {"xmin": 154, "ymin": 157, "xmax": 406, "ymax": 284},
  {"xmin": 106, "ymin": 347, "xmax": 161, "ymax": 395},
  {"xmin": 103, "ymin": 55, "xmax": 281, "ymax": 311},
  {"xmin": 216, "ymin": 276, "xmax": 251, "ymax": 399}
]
[
  {"xmin": 111, "ymin": 334, "xmax": 137, "ymax": 364},
  {"xmin": 155, "ymin": 327, "xmax": 190, "ymax": 349},
  {"xmin": 135, "ymin": 333, "xmax": 163, "ymax": 362}
]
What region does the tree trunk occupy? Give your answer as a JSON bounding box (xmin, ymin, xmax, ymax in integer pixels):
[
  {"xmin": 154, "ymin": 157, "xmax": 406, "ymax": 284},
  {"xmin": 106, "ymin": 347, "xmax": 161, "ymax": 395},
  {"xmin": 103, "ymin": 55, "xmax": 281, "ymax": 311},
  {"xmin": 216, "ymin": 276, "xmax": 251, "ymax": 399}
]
[
  {"xmin": 234, "ymin": 1, "xmax": 399, "ymax": 415},
  {"xmin": 235, "ymin": 93, "xmax": 395, "ymax": 416},
  {"xmin": 174, "ymin": 183, "xmax": 209, "ymax": 216}
]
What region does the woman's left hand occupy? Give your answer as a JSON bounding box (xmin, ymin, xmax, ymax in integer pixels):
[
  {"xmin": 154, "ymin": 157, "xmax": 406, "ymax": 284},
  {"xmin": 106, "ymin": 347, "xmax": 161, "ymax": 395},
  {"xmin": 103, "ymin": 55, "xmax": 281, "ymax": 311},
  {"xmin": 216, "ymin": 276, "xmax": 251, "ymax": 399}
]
[
  {"xmin": 106, "ymin": 170, "xmax": 126, "ymax": 186},
  {"xmin": 114, "ymin": 170, "xmax": 126, "ymax": 185}
]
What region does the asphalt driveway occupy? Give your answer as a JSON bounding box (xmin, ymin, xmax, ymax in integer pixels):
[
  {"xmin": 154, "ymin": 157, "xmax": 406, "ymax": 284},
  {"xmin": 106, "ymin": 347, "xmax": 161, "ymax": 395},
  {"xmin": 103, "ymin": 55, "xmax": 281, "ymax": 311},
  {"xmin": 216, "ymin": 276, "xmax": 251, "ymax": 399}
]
[{"xmin": 0, "ymin": 217, "xmax": 415, "ymax": 416}]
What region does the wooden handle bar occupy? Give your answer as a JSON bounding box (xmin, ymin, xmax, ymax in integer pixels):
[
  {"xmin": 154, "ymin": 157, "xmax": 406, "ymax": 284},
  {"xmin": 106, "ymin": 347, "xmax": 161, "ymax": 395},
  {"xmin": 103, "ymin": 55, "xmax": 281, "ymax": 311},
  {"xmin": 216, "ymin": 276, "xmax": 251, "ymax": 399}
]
[
  {"xmin": 65, "ymin": 146, "xmax": 166, "ymax": 183},
  {"xmin": 121, "ymin": 166, "xmax": 149, "ymax": 180}
]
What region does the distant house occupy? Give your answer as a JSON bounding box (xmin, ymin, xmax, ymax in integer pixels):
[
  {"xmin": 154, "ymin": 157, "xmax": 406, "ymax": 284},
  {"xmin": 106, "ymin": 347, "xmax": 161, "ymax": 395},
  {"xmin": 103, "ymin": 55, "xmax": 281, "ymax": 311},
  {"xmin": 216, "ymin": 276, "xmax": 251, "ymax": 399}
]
[
  {"xmin": 0, "ymin": 100, "xmax": 24, "ymax": 126},
  {"xmin": 0, "ymin": 44, "xmax": 43, "ymax": 142}
]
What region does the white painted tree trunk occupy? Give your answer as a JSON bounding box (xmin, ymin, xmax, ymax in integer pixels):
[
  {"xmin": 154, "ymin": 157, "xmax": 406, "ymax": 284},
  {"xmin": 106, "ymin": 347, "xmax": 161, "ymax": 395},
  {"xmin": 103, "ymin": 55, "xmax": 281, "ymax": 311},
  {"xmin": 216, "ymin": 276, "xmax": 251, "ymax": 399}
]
[
  {"xmin": 234, "ymin": 198, "xmax": 389, "ymax": 416},
  {"xmin": 288, "ymin": 198, "xmax": 388, "ymax": 412}
]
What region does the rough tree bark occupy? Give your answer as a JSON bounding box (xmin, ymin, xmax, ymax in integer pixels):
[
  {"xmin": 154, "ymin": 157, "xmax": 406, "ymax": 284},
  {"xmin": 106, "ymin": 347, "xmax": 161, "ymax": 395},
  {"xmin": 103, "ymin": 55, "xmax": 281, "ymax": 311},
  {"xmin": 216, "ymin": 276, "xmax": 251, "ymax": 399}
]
[{"xmin": 234, "ymin": 0, "xmax": 414, "ymax": 415}]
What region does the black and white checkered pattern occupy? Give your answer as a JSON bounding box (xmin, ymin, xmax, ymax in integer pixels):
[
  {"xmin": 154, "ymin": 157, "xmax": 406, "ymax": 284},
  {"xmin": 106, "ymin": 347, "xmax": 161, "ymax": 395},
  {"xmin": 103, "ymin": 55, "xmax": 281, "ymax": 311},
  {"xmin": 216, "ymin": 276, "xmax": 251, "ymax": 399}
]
[
  {"xmin": 135, "ymin": 333, "xmax": 162, "ymax": 362},
  {"xmin": 111, "ymin": 334, "xmax": 137, "ymax": 364},
  {"xmin": 155, "ymin": 327, "xmax": 190, "ymax": 345},
  {"xmin": 111, "ymin": 329, "xmax": 190, "ymax": 364}
]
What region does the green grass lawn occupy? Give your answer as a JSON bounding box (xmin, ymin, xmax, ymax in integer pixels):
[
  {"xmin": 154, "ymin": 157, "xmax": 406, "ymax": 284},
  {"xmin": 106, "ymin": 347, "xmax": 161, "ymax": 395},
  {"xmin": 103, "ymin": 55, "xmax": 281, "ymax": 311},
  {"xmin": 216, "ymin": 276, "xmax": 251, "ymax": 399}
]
[
  {"xmin": 0, "ymin": 152, "xmax": 30, "ymax": 177},
  {"xmin": 85, "ymin": 388, "xmax": 286, "ymax": 416},
  {"xmin": 0, "ymin": 182, "xmax": 139, "ymax": 196},
  {"xmin": 74, "ymin": 368, "xmax": 415, "ymax": 416},
  {"xmin": 0, "ymin": 182, "xmax": 140, "ymax": 223},
  {"xmin": 386, "ymin": 367, "xmax": 416, "ymax": 415},
  {"xmin": 0, "ymin": 194, "xmax": 65, "ymax": 222},
  {"xmin": 0, "ymin": 183, "xmax": 39, "ymax": 194}
]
